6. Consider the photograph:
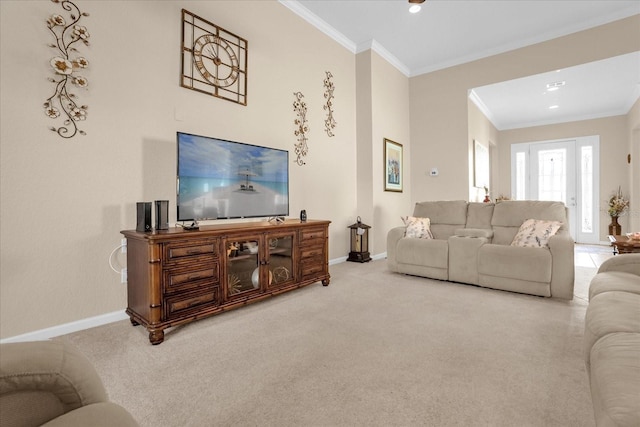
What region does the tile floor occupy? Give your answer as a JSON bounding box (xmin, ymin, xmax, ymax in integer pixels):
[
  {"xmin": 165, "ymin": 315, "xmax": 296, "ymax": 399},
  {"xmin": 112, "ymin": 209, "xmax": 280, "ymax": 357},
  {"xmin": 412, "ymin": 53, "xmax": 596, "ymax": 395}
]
[
  {"xmin": 575, "ymin": 243, "xmax": 615, "ymax": 269},
  {"xmin": 573, "ymin": 244, "xmax": 615, "ymax": 302}
]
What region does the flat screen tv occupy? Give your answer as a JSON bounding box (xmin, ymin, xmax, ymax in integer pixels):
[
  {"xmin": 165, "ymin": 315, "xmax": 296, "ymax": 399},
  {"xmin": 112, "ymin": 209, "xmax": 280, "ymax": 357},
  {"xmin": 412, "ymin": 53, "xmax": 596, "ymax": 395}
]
[{"xmin": 176, "ymin": 132, "xmax": 289, "ymax": 221}]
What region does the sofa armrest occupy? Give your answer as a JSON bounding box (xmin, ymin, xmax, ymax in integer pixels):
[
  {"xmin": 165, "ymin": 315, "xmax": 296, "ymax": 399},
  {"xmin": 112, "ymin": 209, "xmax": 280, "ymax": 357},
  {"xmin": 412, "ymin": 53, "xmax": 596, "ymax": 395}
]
[
  {"xmin": 386, "ymin": 226, "xmax": 406, "ymax": 271},
  {"xmin": 547, "ymin": 231, "xmax": 575, "ymax": 299},
  {"xmin": 597, "ymin": 253, "xmax": 640, "ymax": 276},
  {"xmin": 454, "ymin": 228, "xmax": 493, "ymax": 239},
  {"xmin": 0, "ymin": 340, "xmax": 108, "ymax": 426}
]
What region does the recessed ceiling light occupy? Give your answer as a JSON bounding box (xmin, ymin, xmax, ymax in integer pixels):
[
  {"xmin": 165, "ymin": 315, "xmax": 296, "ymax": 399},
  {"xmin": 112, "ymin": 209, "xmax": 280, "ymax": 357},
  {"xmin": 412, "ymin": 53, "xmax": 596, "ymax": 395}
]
[
  {"xmin": 549, "ymin": 105, "xmax": 559, "ymax": 109},
  {"xmin": 546, "ymin": 81, "xmax": 565, "ymax": 91}
]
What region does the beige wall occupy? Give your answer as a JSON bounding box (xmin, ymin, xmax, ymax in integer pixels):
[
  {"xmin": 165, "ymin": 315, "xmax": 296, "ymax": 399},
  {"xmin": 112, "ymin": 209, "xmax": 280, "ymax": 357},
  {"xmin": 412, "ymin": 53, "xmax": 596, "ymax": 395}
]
[
  {"xmin": 355, "ymin": 50, "xmax": 411, "ymax": 254},
  {"xmin": 468, "ymin": 99, "xmax": 499, "ymax": 202},
  {"xmin": 370, "ymin": 52, "xmax": 412, "ymax": 254},
  {"xmin": 0, "ymin": 0, "xmax": 358, "ymax": 339},
  {"xmin": 409, "ymin": 15, "xmax": 640, "ymax": 206}
]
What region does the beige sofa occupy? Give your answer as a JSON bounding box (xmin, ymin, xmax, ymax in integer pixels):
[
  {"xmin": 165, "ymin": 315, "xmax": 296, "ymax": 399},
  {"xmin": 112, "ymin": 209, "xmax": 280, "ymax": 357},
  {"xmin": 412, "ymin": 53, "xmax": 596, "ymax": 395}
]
[
  {"xmin": 387, "ymin": 200, "xmax": 575, "ymax": 299},
  {"xmin": 0, "ymin": 340, "xmax": 138, "ymax": 427},
  {"xmin": 584, "ymin": 254, "xmax": 640, "ymax": 427}
]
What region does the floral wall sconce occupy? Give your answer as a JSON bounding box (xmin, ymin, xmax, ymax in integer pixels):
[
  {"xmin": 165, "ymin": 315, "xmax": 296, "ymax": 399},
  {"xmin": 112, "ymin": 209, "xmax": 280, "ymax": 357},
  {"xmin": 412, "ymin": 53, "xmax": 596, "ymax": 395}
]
[
  {"xmin": 44, "ymin": 0, "xmax": 90, "ymax": 138},
  {"xmin": 293, "ymin": 91, "xmax": 309, "ymax": 166},
  {"xmin": 323, "ymin": 71, "xmax": 336, "ymax": 137}
]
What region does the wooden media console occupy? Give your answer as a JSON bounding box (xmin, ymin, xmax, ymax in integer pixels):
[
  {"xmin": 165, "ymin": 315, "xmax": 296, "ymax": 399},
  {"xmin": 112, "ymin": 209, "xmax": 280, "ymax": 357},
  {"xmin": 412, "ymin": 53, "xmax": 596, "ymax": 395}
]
[{"xmin": 122, "ymin": 219, "xmax": 330, "ymax": 344}]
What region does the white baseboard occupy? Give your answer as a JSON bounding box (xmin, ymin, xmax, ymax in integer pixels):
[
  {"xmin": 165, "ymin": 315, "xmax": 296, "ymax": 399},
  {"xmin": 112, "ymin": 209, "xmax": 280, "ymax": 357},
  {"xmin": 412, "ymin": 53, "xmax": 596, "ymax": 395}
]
[
  {"xmin": 330, "ymin": 253, "xmax": 386, "ymax": 264},
  {"xmin": 329, "ymin": 256, "xmax": 348, "ymax": 265},
  {"xmin": 1, "ymin": 255, "xmax": 388, "ymax": 344},
  {"xmin": 372, "ymin": 252, "xmax": 387, "ymax": 261},
  {"xmin": 0, "ymin": 310, "xmax": 129, "ymax": 344}
]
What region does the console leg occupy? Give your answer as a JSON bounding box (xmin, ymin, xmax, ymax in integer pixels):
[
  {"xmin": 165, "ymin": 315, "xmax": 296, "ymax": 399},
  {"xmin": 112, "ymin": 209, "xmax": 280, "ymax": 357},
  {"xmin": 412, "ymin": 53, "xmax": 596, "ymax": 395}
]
[
  {"xmin": 149, "ymin": 329, "xmax": 164, "ymax": 345},
  {"xmin": 129, "ymin": 318, "xmax": 140, "ymax": 326},
  {"xmin": 322, "ymin": 278, "xmax": 330, "ymax": 286}
]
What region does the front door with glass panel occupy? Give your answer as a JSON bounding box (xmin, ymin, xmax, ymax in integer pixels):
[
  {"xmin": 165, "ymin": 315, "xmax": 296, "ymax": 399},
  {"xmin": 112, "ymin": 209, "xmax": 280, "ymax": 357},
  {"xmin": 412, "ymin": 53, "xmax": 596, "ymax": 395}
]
[
  {"xmin": 511, "ymin": 136, "xmax": 600, "ymax": 244},
  {"xmin": 530, "ymin": 141, "xmax": 577, "ymax": 237}
]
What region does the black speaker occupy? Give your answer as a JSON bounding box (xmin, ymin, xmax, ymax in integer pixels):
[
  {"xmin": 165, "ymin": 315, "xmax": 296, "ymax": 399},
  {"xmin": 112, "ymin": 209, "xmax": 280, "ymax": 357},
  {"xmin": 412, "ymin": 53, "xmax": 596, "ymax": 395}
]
[
  {"xmin": 155, "ymin": 200, "xmax": 169, "ymax": 230},
  {"xmin": 136, "ymin": 202, "xmax": 152, "ymax": 232}
]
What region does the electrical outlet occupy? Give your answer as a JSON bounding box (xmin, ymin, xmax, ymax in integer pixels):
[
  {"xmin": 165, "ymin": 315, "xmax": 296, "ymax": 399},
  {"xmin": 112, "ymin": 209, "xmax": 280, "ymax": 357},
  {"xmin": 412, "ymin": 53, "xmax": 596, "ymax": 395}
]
[
  {"xmin": 121, "ymin": 268, "xmax": 127, "ymax": 284},
  {"xmin": 121, "ymin": 238, "xmax": 127, "ymax": 254}
]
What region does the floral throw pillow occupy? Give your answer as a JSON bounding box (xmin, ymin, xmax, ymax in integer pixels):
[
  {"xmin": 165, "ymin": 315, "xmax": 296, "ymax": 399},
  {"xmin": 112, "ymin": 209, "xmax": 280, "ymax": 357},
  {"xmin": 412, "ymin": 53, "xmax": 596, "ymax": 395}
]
[
  {"xmin": 401, "ymin": 216, "xmax": 433, "ymax": 239},
  {"xmin": 510, "ymin": 219, "xmax": 562, "ymax": 248}
]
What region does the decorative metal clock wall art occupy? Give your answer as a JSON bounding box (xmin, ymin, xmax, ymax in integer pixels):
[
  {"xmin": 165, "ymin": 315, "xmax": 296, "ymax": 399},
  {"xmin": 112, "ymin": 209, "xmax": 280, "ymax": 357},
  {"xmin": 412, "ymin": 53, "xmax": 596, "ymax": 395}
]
[
  {"xmin": 181, "ymin": 9, "xmax": 248, "ymax": 105},
  {"xmin": 44, "ymin": 0, "xmax": 90, "ymax": 139}
]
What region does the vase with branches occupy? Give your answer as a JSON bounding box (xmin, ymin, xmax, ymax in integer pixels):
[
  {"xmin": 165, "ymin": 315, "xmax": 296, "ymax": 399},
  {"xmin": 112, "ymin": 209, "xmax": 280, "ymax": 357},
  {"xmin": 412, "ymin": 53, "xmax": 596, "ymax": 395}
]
[{"xmin": 607, "ymin": 186, "xmax": 629, "ymax": 235}]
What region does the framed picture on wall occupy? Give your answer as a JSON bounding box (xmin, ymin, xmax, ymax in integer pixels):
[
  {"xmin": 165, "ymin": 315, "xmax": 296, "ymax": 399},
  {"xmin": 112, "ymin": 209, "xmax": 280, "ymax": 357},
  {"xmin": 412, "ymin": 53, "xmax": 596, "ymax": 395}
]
[
  {"xmin": 384, "ymin": 138, "xmax": 403, "ymax": 192},
  {"xmin": 474, "ymin": 139, "xmax": 489, "ymax": 188}
]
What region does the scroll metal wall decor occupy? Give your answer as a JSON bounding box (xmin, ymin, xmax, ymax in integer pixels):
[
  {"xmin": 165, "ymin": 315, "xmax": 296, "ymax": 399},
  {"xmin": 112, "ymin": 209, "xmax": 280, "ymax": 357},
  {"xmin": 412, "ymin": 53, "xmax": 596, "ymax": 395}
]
[
  {"xmin": 293, "ymin": 91, "xmax": 309, "ymax": 166},
  {"xmin": 323, "ymin": 71, "xmax": 336, "ymax": 137},
  {"xmin": 44, "ymin": 0, "xmax": 90, "ymax": 138}
]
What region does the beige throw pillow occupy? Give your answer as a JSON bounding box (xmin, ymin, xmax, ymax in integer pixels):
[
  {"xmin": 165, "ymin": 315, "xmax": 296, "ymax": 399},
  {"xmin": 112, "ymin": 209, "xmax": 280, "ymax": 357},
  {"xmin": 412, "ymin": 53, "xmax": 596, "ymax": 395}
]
[
  {"xmin": 401, "ymin": 216, "xmax": 433, "ymax": 239},
  {"xmin": 511, "ymin": 219, "xmax": 562, "ymax": 248}
]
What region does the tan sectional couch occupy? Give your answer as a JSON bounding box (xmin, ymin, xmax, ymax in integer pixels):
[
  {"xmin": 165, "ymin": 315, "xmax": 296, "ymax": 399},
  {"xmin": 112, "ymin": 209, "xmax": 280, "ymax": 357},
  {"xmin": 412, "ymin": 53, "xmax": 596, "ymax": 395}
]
[
  {"xmin": 584, "ymin": 254, "xmax": 640, "ymax": 427},
  {"xmin": 387, "ymin": 200, "xmax": 575, "ymax": 299}
]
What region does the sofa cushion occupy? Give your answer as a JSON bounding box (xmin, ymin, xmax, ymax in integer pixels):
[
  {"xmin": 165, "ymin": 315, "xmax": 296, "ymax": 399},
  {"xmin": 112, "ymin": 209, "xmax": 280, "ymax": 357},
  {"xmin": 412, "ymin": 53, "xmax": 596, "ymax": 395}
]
[
  {"xmin": 412, "ymin": 200, "xmax": 467, "ymax": 239},
  {"xmin": 0, "ymin": 341, "xmax": 108, "ymax": 412},
  {"xmin": 510, "ymin": 219, "xmax": 562, "ymax": 248},
  {"xmin": 584, "ymin": 291, "xmax": 640, "ymax": 369},
  {"xmin": 478, "ymin": 244, "xmax": 552, "ymax": 283},
  {"xmin": 491, "ymin": 201, "xmax": 567, "ymax": 245},
  {"xmin": 589, "ymin": 271, "xmax": 640, "ymax": 300},
  {"xmin": 466, "ymin": 202, "xmax": 494, "ymax": 229},
  {"xmin": 597, "ymin": 253, "xmax": 640, "ymax": 276},
  {"xmin": 589, "ymin": 332, "xmax": 640, "ymax": 427},
  {"xmin": 42, "ymin": 402, "xmax": 140, "ymax": 427},
  {"xmin": 401, "ymin": 216, "xmax": 433, "ymax": 239},
  {"xmin": 396, "ymin": 237, "xmax": 448, "ymax": 269}
]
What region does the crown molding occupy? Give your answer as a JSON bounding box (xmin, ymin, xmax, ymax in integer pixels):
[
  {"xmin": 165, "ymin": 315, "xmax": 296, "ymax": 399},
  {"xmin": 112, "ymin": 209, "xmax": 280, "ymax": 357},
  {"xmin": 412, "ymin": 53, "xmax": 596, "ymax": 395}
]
[
  {"xmin": 364, "ymin": 40, "xmax": 411, "ymax": 77},
  {"xmin": 279, "ymin": 0, "xmax": 357, "ymax": 53},
  {"xmin": 280, "ymin": 1, "xmax": 410, "ymax": 77},
  {"xmin": 502, "ymin": 108, "xmax": 634, "ymax": 131},
  {"xmin": 468, "ymin": 89, "xmax": 499, "ymax": 128}
]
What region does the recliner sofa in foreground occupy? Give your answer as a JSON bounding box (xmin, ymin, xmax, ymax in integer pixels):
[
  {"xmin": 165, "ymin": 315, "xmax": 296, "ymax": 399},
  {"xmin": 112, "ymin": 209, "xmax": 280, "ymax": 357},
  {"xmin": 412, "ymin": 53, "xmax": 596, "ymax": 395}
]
[
  {"xmin": 584, "ymin": 254, "xmax": 640, "ymax": 427},
  {"xmin": 0, "ymin": 340, "xmax": 138, "ymax": 427}
]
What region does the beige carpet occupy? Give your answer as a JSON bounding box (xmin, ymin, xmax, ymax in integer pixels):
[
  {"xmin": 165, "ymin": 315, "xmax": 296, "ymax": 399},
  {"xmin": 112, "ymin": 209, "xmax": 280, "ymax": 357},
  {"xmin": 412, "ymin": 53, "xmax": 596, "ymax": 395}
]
[{"xmin": 58, "ymin": 259, "xmax": 598, "ymax": 427}]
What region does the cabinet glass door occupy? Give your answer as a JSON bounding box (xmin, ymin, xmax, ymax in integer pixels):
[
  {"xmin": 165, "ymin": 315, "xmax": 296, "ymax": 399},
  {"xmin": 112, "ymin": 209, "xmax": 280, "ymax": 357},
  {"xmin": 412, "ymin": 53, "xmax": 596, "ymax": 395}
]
[
  {"xmin": 226, "ymin": 237, "xmax": 261, "ymax": 297},
  {"xmin": 267, "ymin": 234, "xmax": 294, "ymax": 288}
]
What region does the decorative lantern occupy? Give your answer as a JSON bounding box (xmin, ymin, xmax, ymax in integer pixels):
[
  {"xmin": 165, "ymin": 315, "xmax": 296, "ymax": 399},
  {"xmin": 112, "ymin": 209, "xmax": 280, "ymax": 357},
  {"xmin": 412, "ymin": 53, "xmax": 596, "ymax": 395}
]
[{"xmin": 347, "ymin": 216, "xmax": 371, "ymax": 263}]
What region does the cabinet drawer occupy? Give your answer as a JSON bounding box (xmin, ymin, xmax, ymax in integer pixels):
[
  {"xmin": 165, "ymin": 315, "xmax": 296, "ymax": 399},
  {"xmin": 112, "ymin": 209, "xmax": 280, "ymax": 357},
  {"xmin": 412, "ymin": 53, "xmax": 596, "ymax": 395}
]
[
  {"xmin": 164, "ymin": 240, "xmax": 218, "ymax": 262},
  {"xmin": 164, "ymin": 288, "xmax": 219, "ymax": 320},
  {"xmin": 300, "ymin": 260, "xmax": 325, "ymax": 278},
  {"xmin": 300, "ymin": 245, "xmax": 324, "ymax": 259},
  {"xmin": 163, "ymin": 263, "xmax": 219, "ymax": 294},
  {"xmin": 300, "ymin": 228, "xmax": 326, "ymax": 245}
]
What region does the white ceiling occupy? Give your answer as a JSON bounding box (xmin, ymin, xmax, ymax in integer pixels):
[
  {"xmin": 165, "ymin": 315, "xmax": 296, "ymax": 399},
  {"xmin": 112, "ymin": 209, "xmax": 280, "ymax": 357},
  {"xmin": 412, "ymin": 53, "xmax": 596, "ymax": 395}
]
[{"xmin": 284, "ymin": 0, "xmax": 640, "ymax": 130}]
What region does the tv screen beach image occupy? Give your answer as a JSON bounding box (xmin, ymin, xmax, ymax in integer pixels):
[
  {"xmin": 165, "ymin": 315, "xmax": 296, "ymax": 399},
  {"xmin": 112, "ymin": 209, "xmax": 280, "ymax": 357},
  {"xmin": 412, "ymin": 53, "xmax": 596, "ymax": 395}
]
[{"xmin": 177, "ymin": 133, "xmax": 289, "ymax": 220}]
